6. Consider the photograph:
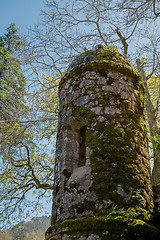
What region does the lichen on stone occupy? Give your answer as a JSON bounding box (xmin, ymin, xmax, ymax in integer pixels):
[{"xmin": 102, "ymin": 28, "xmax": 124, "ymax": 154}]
[{"xmin": 46, "ymin": 45, "xmax": 155, "ymax": 240}]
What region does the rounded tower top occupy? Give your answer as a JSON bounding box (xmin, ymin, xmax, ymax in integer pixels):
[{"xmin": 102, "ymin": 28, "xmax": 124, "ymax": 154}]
[
  {"xmin": 60, "ymin": 45, "xmax": 141, "ymax": 92},
  {"xmin": 67, "ymin": 45, "xmax": 131, "ymax": 73}
]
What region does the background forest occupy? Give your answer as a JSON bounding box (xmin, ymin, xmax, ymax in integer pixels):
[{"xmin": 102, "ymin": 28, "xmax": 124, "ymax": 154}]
[
  {"xmin": 0, "ymin": 216, "xmax": 50, "ymax": 240},
  {"xmin": 1, "ymin": 0, "xmax": 160, "ymax": 235}
]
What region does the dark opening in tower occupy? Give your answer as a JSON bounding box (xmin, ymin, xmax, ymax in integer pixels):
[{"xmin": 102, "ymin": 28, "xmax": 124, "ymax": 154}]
[{"xmin": 79, "ymin": 126, "xmax": 87, "ymax": 167}]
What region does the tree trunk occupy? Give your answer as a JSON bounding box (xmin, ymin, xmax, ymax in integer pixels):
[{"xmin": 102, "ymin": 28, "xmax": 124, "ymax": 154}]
[{"xmin": 136, "ymin": 59, "xmax": 160, "ymax": 186}]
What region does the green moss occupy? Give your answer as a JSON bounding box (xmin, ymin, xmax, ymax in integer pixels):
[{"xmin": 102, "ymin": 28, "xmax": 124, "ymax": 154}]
[
  {"xmin": 83, "ymin": 115, "xmax": 153, "ymax": 214},
  {"xmin": 59, "ymin": 60, "xmax": 142, "ymax": 93},
  {"xmin": 47, "ymin": 46, "xmax": 156, "ymax": 240},
  {"xmin": 51, "ymin": 216, "xmax": 56, "ymax": 226},
  {"xmin": 73, "ymin": 200, "xmax": 96, "ymax": 215},
  {"xmin": 46, "ymin": 215, "xmax": 160, "ymax": 240},
  {"xmin": 150, "ymin": 186, "xmax": 160, "ymax": 228},
  {"xmin": 81, "ymin": 45, "xmax": 128, "ymax": 64},
  {"xmin": 69, "ymin": 182, "xmax": 80, "ymax": 190},
  {"xmin": 59, "ymin": 45, "xmax": 143, "ymax": 93},
  {"xmin": 72, "ymin": 105, "xmax": 96, "ymax": 121},
  {"xmin": 61, "ymin": 84, "xmax": 152, "ymax": 214}
]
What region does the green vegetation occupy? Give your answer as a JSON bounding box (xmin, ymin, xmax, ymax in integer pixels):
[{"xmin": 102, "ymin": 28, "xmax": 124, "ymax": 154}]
[
  {"xmin": 0, "ymin": 23, "xmax": 26, "ymax": 120},
  {"xmin": 60, "ymin": 45, "xmax": 142, "ymax": 91},
  {"xmin": 0, "ymin": 25, "xmax": 57, "ymax": 228},
  {"xmin": 47, "ymin": 46, "xmax": 157, "ymax": 239},
  {"xmin": 1, "ymin": 1, "xmax": 160, "ymax": 238},
  {"xmin": 0, "ymin": 216, "xmax": 50, "ymax": 240},
  {"xmin": 46, "ymin": 214, "xmax": 160, "ymax": 240},
  {"xmin": 64, "ymin": 48, "xmax": 153, "ymax": 215}
]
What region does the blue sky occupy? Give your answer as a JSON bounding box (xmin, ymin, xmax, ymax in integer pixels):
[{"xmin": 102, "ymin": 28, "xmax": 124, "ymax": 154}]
[{"xmin": 0, "ymin": 0, "xmax": 45, "ymax": 35}]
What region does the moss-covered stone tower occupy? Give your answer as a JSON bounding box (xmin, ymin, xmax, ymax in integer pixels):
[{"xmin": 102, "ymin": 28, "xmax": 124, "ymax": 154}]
[{"xmin": 46, "ymin": 46, "xmax": 157, "ymax": 240}]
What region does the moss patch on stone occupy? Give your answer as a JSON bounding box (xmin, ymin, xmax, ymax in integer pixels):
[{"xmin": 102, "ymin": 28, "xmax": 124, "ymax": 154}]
[
  {"xmin": 46, "ymin": 215, "xmax": 160, "ymax": 240},
  {"xmin": 68, "ymin": 87, "xmax": 153, "ymax": 216},
  {"xmin": 47, "ymin": 46, "xmax": 155, "ymax": 240},
  {"xmin": 150, "ymin": 185, "xmax": 160, "ymax": 229},
  {"xmin": 59, "ymin": 45, "xmax": 143, "ymax": 94},
  {"xmin": 85, "ymin": 119, "xmax": 153, "ymax": 214},
  {"xmin": 59, "ymin": 60, "xmax": 142, "ymax": 93}
]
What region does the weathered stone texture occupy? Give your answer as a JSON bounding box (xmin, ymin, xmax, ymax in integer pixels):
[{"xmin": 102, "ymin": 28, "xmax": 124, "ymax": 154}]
[{"xmin": 46, "ymin": 46, "xmax": 155, "ymax": 240}]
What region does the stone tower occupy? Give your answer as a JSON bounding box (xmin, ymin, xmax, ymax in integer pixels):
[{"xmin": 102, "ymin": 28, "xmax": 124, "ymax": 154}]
[{"xmin": 46, "ymin": 46, "xmax": 154, "ymax": 240}]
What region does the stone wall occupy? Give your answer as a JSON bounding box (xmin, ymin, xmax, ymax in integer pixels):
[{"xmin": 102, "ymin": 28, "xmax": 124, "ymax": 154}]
[{"xmin": 46, "ymin": 46, "xmax": 158, "ymax": 240}]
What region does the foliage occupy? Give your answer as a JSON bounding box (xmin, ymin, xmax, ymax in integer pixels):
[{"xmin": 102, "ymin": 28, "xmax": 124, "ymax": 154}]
[
  {"xmin": 102, "ymin": 202, "xmax": 151, "ymax": 224},
  {"xmin": 0, "ymin": 25, "xmax": 58, "ymax": 228},
  {"xmin": 102, "ymin": 204, "xmax": 139, "ymax": 222},
  {"xmin": 0, "ymin": 23, "xmax": 26, "ymax": 121},
  {"xmin": 1, "ymin": 0, "xmax": 160, "ymax": 229},
  {"xmin": 10, "ymin": 216, "xmax": 50, "ymax": 240},
  {"xmin": 0, "ymin": 216, "xmax": 50, "ymax": 240},
  {"xmin": 0, "ymin": 230, "xmax": 12, "ymax": 240},
  {"xmin": 23, "ymin": 0, "xmax": 160, "ymax": 79},
  {"xmin": 0, "ymin": 74, "xmax": 58, "ymax": 228},
  {"xmin": 23, "ymin": 1, "xmax": 160, "ymax": 187}
]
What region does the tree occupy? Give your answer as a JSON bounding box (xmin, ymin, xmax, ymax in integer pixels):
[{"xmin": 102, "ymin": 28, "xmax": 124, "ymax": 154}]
[
  {"xmin": 0, "ymin": 23, "xmax": 26, "ymax": 121},
  {"xmin": 0, "ymin": 231, "xmax": 12, "ymax": 240},
  {"xmin": 9, "ymin": 216, "xmax": 50, "ymax": 240},
  {"xmin": 0, "ymin": 23, "xmax": 28, "ymax": 227},
  {"xmin": 0, "ymin": 74, "xmax": 58, "ymax": 228},
  {"xmin": 23, "ymin": 0, "xmax": 160, "ymax": 183},
  {"xmin": 0, "ymin": 23, "xmax": 27, "ymax": 170},
  {"xmin": 0, "ymin": 216, "xmax": 50, "ymax": 240},
  {"xmin": 1, "ymin": 0, "xmax": 160, "ymax": 229},
  {"xmin": 0, "ymin": 25, "xmax": 57, "ymax": 228},
  {"xmin": 119, "ymin": 0, "xmax": 160, "ymax": 19},
  {"xmin": 23, "ymin": 0, "xmax": 159, "ymax": 73}
]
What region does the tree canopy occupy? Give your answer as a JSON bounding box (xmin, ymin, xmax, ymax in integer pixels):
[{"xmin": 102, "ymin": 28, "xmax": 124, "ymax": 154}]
[
  {"xmin": 1, "ymin": 0, "xmax": 160, "ymax": 229},
  {"xmin": 0, "ymin": 23, "xmax": 26, "ymax": 121},
  {"xmin": 23, "ymin": 0, "xmax": 160, "ymax": 183},
  {"xmin": 0, "ymin": 24, "xmax": 57, "ymax": 228},
  {"xmin": 0, "ymin": 216, "xmax": 50, "ymax": 240}
]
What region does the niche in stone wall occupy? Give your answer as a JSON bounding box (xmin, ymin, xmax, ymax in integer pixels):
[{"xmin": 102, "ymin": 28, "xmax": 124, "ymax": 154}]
[
  {"xmin": 69, "ymin": 118, "xmax": 87, "ymax": 168},
  {"xmin": 79, "ymin": 126, "xmax": 87, "ymax": 167}
]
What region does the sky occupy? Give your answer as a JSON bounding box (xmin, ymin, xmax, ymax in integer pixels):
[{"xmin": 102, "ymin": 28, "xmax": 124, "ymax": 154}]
[{"xmin": 0, "ymin": 0, "xmax": 45, "ymax": 35}]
